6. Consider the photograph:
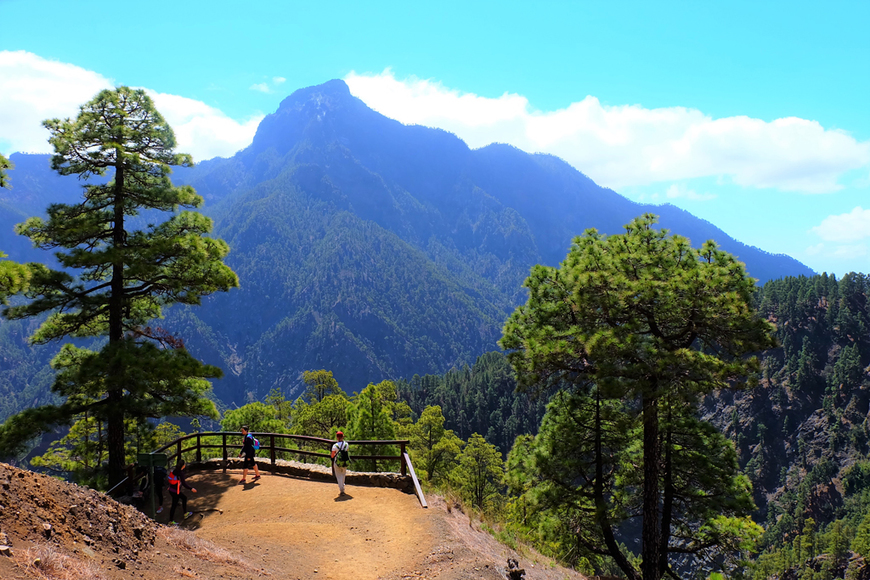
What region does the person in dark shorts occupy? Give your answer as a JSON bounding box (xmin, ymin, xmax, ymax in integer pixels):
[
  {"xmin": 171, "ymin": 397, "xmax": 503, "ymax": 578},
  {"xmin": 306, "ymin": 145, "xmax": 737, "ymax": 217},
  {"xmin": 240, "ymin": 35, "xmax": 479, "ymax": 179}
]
[
  {"xmin": 139, "ymin": 465, "xmax": 167, "ymax": 514},
  {"xmin": 152, "ymin": 465, "xmax": 167, "ymax": 513},
  {"xmin": 167, "ymin": 459, "xmax": 197, "ymax": 524},
  {"xmin": 238, "ymin": 425, "xmax": 261, "ymax": 484}
]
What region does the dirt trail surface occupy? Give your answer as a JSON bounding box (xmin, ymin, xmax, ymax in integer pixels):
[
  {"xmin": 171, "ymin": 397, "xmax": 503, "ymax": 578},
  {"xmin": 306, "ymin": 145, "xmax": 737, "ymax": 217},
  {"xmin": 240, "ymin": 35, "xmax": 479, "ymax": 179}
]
[{"xmin": 0, "ymin": 462, "xmax": 586, "ymax": 580}]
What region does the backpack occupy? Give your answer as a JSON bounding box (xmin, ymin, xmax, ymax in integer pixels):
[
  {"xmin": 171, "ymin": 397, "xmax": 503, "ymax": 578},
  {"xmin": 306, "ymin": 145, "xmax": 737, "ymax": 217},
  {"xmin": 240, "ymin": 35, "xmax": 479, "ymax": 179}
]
[
  {"xmin": 167, "ymin": 470, "xmax": 181, "ymax": 494},
  {"xmin": 247, "ymin": 432, "xmax": 260, "ymax": 452},
  {"xmin": 335, "ymin": 441, "xmax": 349, "ymax": 466}
]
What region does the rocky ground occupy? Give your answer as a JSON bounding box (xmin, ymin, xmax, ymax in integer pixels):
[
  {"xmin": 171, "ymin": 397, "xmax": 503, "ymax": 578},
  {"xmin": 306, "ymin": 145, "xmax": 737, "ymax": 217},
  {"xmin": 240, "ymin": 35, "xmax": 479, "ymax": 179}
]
[{"xmin": 0, "ymin": 462, "xmax": 586, "ymax": 580}]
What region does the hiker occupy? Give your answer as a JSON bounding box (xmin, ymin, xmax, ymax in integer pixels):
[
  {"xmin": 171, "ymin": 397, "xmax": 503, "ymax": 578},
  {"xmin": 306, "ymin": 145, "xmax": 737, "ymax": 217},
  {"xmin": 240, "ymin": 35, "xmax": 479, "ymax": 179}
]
[
  {"xmin": 238, "ymin": 425, "xmax": 261, "ymax": 484},
  {"xmin": 168, "ymin": 459, "xmax": 197, "ymax": 524},
  {"xmin": 137, "ymin": 464, "xmax": 167, "ymax": 514},
  {"xmin": 331, "ymin": 431, "xmax": 350, "ymax": 495},
  {"xmin": 151, "ymin": 465, "xmax": 168, "ymax": 514}
]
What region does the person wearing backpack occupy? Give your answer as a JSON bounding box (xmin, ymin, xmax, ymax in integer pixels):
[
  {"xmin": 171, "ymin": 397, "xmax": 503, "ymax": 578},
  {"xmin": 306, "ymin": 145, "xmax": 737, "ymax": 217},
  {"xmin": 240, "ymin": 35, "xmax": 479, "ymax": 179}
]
[
  {"xmin": 331, "ymin": 431, "xmax": 350, "ymax": 495},
  {"xmin": 140, "ymin": 465, "xmax": 167, "ymax": 514},
  {"xmin": 152, "ymin": 465, "xmax": 167, "ymax": 514},
  {"xmin": 238, "ymin": 425, "xmax": 261, "ymax": 484},
  {"xmin": 167, "ymin": 459, "xmax": 197, "ymax": 524}
]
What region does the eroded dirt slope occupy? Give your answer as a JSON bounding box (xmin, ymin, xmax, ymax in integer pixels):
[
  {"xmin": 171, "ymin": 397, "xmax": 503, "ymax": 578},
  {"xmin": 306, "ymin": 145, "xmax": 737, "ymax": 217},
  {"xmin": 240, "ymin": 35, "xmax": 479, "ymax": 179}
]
[{"xmin": 0, "ymin": 462, "xmax": 585, "ymax": 580}]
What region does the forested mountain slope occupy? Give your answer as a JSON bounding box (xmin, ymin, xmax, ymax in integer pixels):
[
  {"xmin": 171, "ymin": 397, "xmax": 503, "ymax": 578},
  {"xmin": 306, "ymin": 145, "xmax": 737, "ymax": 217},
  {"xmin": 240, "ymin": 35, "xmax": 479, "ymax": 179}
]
[
  {"xmin": 699, "ymin": 273, "xmax": 870, "ymax": 577},
  {"xmin": 0, "ymin": 79, "xmax": 813, "ymax": 412},
  {"xmin": 395, "ymin": 273, "xmax": 870, "ymax": 577}
]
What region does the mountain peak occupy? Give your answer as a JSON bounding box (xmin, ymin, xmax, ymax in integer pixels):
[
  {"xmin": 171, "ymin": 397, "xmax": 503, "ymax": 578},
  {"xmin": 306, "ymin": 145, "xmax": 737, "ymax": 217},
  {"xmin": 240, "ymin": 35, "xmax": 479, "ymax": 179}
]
[
  {"xmin": 248, "ymin": 79, "xmax": 364, "ymax": 157},
  {"xmin": 277, "ymin": 79, "xmax": 352, "ymax": 111}
]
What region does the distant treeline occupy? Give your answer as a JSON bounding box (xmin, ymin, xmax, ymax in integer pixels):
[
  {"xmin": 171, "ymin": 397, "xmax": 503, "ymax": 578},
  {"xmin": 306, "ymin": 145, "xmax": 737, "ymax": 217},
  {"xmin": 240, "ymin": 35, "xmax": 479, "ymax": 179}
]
[{"xmin": 396, "ymin": 351, "xmax": 548, "ymax": 456}]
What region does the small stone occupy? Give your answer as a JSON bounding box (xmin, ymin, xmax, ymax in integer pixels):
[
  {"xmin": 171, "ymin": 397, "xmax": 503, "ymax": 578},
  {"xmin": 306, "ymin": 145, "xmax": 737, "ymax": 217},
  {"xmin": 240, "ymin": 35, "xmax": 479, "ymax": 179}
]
[
  {"xmin": 0, "ymin": 545, "xmax": 12, "ymax": 557},
  {"xmin": 42, "ymin": 523, "xmax": 52, "ymax": 538}
]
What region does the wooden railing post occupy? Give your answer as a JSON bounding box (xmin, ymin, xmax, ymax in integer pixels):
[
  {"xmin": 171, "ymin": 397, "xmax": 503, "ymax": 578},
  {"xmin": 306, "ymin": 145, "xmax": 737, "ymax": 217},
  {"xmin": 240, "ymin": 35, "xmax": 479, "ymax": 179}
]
[
  {"xmin": 195, "ymin": 434, "xmax": 202, "ymax": 463},
  {"xmin": 270, "ymin": 435, "xmax": 276, "ymax": 472},
  {"xmin": 176, "ymin": 440, "xmax": 181, "ymax": 464},
  {"xmin": 400, "ymin": 442, "xmax": 407, "ymax": 476},
  {"xmin": 222, "ymin": 433, "xmax": 228, "ymax": 474}
]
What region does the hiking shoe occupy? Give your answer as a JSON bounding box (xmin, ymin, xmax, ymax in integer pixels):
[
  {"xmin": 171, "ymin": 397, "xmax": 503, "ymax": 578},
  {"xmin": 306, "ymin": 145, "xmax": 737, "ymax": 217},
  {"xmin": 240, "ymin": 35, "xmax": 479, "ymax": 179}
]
[
  {"xmin": 252, "ymin": 475, "xmax": 261, "ymax": 481},
  {"xmin": 170, "ymin": 521, "xmax": 179, "ymax": 526},
  {"xmin": 239, "ymin": 479, "xmax": 246, "ymax": 484},
  {"xmin": 183, "ymin": 511, "xmax": 193, "ymax": 519},
  {"xmin": 156, "ymin": 506, "xmax": 163, "ymax": 514}
]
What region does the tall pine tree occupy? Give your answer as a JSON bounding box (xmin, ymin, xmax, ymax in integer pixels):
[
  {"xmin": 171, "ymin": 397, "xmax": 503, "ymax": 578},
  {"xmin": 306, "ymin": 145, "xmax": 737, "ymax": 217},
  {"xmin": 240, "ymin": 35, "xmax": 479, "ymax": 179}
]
[
  {"xmin": 0, "ymin": 88, "xmax": 238, "ymax": 484},
  {"xmin": 501, "ymin": 214, "xmax": 775, "ymax": 580}
]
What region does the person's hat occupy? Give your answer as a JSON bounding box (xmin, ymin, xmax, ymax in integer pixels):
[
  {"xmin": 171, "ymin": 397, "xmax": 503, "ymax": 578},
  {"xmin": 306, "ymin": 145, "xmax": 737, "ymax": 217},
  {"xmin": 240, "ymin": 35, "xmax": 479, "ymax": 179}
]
[{"xmin": 336, "ymin": 431, "xmax": 344, "ymax": 436}]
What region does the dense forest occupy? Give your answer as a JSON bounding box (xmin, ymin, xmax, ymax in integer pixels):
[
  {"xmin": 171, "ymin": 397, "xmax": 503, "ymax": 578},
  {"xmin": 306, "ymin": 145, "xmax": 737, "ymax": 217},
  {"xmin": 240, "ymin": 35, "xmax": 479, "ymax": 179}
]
[
  {"xmin": 3, "ymin": 83, "xmax": 868, "ymax": 580},
  {"xmin": 0, "ymin": 79, "xmax": 813, "ymax": 415},
  {"xmin": 396, "ymin": 351, "xmax": 549, "ymax": 456},
  {"xmin": 713, "ymin": 273, "xmax": 870, "ymax": 579}
]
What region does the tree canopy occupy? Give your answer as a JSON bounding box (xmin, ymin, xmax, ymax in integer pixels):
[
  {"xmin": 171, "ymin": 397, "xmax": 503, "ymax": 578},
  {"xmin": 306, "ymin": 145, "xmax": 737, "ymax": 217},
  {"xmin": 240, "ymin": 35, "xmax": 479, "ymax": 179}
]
[
  {"xmin": 0, "ymin": 87, "xmax": 238, "ymax": 484},
  {"xmin": 0, "ymin": 153, "xmax": 11, "ymax": 189},
  {"xmin": 501, "ymin": 214, "xmax": 775, "ymax": 580},
  {"xmin": 0, "ymin": 153, "xmax": 31, "ymax": 303}
]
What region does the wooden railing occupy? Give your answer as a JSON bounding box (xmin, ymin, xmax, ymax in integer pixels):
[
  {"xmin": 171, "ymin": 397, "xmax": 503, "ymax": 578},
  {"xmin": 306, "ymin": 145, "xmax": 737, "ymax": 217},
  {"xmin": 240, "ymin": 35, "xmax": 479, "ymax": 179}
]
[{"xmin": 147, "ymin": 432, "xmax": 427, "ymax": 508}]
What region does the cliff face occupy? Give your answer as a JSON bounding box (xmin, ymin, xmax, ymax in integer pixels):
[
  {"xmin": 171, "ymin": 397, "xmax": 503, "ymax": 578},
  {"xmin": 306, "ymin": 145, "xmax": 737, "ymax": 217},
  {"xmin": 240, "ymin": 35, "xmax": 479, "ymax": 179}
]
[{"xmin": 700, "ymin": 274, "xmax": 870, "ymax": 562}]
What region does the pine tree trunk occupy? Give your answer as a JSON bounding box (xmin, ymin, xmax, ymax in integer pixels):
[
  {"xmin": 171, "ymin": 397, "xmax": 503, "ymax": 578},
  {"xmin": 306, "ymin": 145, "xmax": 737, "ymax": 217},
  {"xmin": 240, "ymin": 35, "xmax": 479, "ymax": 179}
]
[
  {"xmin": 658, "ymin": 402, "xmax": 674, "ymax": 578},
  {"xmin": 642, "ymin": 391, "xmax": 661, "ymax": 580},
  {"xmin": 594, "ymin": 390, "xmax": 641, "ymax": 580},
  {"xmin": 107, "ymin": 162, "xmax": 126, "ymax": 486},
  {"xmin": 107, "ymin": 390, "xmax": 125, "ymax": 486}
]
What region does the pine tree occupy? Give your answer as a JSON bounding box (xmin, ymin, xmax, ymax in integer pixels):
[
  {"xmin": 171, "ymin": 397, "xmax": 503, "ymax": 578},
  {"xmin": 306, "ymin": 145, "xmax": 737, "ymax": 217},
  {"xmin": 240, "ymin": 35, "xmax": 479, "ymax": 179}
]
[
  {"xmin": 453, "ymin": 432, "xmax": 503, "ymax": 510},
  {"xmin": 349, "ymin": 381, "xmax": 399, "ymax": 471},
  {"xmin": 221, "ymin": 402, "xmax": 288, "ymax": 434},
  {"xmin": 408, "ymin": 405, "xmax": 463, "ymax": 482},
  {"xmin": 300, "ymin": 369, "xmax": 343, "ymax": 404},
  {"xmin": 501, "ymin": 214, "xmax": 775, "ymax": 580},
  {"xmin": 0, "ymin": 87, "xmax": 238, "ymax": 484},
  {"xmin": 0, "ymin": 153, "xmax": 11, "ymax": 189},
  {"xmin": 0, "ymin": 153, "xmax": 31, "ymax": 302}
]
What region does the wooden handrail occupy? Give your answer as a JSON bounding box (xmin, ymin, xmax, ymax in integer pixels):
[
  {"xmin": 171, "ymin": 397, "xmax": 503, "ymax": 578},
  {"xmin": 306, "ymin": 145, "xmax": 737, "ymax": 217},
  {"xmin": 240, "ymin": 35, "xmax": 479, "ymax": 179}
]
[
  {"xmin": 143, "ymin": 431, "xmax": 426, "ymax": 509},
  {"xmin": 403, "ymin": 452, "xmax": 427, "ymax": 508},
  {"xmin": 152, "ymin": 432, "xmax": 412, "ymax": 470}
]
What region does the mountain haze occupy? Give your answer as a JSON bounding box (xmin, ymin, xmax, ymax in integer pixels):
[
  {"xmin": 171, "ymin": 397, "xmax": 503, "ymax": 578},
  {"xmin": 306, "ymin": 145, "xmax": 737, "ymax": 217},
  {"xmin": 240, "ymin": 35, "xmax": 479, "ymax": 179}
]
[{"xmin": 0, "ymin": 79, "xmax": 814, "ymax": 409}]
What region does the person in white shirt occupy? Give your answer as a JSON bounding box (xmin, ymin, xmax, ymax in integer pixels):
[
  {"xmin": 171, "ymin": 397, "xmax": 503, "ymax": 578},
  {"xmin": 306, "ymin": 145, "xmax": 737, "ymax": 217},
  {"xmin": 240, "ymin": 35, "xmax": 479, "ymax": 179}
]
[{"xmin": 331, "ymin": 431, "xmax": 350, "ymax": 495}]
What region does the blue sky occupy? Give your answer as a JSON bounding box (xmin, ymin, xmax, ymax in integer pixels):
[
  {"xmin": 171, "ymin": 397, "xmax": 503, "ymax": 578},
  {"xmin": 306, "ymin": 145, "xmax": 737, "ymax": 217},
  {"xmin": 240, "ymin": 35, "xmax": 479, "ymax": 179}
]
[{"xmin": 1, "ymin": 0, "xmax": 868, "ymax": 276}]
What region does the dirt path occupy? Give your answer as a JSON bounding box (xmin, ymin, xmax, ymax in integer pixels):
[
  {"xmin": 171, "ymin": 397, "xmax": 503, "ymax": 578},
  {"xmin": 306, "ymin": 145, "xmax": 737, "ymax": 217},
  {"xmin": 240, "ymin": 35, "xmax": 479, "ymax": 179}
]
[
  {"xmin": 169, "ymin": 469, "xmax": 585, "ymax": 580},
  {"xmin": 176, "ymin": 470, "xmax": 431, "ymax": 579},
  {"xmin": 0, "ymin": 462, "xmax": 586, "ymax": 580}
]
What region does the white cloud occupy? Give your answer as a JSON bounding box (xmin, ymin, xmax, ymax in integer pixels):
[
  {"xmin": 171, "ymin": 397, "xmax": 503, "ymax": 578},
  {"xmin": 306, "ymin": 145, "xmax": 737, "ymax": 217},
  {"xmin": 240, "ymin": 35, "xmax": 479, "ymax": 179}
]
[
  {"xmin": 141, "ymin": 90, "xmax": 263, "ymax": 161},
  {"xmin": 805, "ymin": 243, "xmax": 825, "ymax": 256},
  {"xmin": 805, "ymin": 242, "xmax": 867, "ymax": 260},
  {"xmin": 251, "ymin": 77, "xmax": 287, "ymax": 93},
  {"xmin": 0, "ymin": 51, "xmax": 260, "ymax": 161},
  {"xmin": 0, "ymin": 50, "xmax": 113, "ymax": 154},
  {"xmin": 811, "ymin": 207, "xmax": 870, "ymax": 243},
  {"xmin": 664, "ymin": 183, "xmax": 716, "ymax": 201},
  {"xmin": 345, "ymin": 70, "xmax": 870, "ymax": 194}
]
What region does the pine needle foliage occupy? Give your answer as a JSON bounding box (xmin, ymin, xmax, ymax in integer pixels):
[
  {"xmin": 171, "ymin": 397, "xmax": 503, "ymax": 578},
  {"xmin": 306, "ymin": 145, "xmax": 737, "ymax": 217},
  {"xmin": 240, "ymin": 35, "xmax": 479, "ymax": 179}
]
[
  {"xmin": 0, "ymin": 88, "xmax": 237, "ymax": 484},
  {"xmin": 501, "ymin": 214, "xmax": 775, "ymax": 580}
]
